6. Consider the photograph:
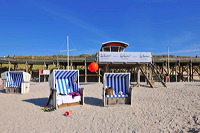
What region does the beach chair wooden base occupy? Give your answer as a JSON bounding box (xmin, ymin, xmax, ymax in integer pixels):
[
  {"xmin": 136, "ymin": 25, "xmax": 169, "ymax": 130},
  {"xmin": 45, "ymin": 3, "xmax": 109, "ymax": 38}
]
[
  {"xmin": 58, "ymin": 102, "xmax": 81, "ymax": 108},
  {"xmin": 47, "ymin": 87, "xmax": 84, "ymax": 110},
  {"xmin": 6, "ymin": 87, "xmax": 21, "ymax": 94},
  {"xmin": 106, "ymin": 97, "xmax": 131, "ymax": 105}
]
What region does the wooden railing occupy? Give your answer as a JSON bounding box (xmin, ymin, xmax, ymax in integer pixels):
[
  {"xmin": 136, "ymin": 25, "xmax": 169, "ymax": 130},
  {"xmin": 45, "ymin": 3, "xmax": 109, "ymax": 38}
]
[
  {"xmin": 152, "ymin": 57, "xmax": 200, "ymax": 63},
  {"xmin": 0, "ymin": 57, "xmax": 95, "ymax": 64},
  {"xmin": 0, "ymin": 57, "xmax": 200, "ymax": 65}
]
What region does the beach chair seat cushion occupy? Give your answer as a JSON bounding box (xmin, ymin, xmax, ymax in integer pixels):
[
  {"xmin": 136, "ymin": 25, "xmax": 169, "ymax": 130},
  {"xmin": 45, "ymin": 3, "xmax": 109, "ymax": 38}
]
[
  {"xmin": 105, "ymin": 94, "xmax": 129, "ymax": 98},
  {"xmin": 57, "ymin": 95, "xmax": 81, "ymax": 105}
]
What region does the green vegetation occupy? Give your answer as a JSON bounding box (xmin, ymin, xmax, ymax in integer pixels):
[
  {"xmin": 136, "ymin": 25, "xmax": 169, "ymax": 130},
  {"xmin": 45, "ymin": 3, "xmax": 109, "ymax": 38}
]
[
  {"xmin": 153, "ymin": 55, "xmax": 191, "ymax": 58},
  {"xmin": 15, "ymin": 54, "xmax": 96, "ymax": 59}
]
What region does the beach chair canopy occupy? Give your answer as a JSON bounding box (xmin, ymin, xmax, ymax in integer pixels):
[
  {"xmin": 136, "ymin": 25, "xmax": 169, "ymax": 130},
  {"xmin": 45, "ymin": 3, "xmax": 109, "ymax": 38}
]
[
  {"xmin": 49, "ymin": 70, "xmax": 79, "ymax": 95},
  {"xmin": 104, "ymin": 73, "xmax": 130, "ymax": 97},
  {"xmin": 1, "ymin": 71, "xmax": 31, "ymax": 88}
]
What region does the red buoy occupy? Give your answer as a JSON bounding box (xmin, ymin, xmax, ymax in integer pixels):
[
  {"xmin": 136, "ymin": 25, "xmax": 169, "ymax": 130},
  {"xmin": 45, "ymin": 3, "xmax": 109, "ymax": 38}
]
[{"xmin": 88, "ymin": 62, "xmax": 99, "ymax": 72}]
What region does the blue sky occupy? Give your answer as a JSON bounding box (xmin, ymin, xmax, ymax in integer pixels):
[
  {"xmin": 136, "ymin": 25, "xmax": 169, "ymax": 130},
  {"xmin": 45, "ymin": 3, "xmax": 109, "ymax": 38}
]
[{"xmin": 0, "ymin": 0, "xmax": 200, "ymax": 57}]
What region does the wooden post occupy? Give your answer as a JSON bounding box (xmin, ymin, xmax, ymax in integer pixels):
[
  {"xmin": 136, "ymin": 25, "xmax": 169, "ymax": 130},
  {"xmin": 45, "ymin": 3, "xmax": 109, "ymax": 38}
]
[
  {"xmin": 98, "ymin": 68, "xmax": 101, "ymax": 83},
  {"xmin": 39, "ymin": 70, "xmax": 41, "ymax": 83},
  {"xmin": 70, "ymin": 61, "xmax": 73, "ymax": 70},
  {"xmin": 190, "ymin": 61, "xmax": 193, "ymax": 82},
  {"xmin": 181, "ymin": 66, "xmax": 184, "ymax": 82},
  {"xmin": 8, "ymin": 60, "xmax": 11, "ymax": 71},
  {"xmin": 179, "ymin": 62, "xmax": 182, "ymax": 82},
  {"xmin": 137, "ymin": 65, "xmax": 140, "ymax": 86},
  {"xmin": 149, "ymin": 64, "xmax": 152, "ymax": 81},
  {"xmin": 29, "ymin": 64, "xmax": 33, "ymax": 78},
  {"xmin": 14, "ymin": 64, "xmax": 17, "ymax": 71},
  {"xmin": 43, "ymin": 62, "xmax": 47, "ymax": 70},
  {"xmin": 25, "ymin": 63, "xmax": 28, "ymax": 72},
  {"xmin": 162, "ymin": 63, "xmax": 165, "ymax": 82},
  {"xmin": 175, "ymin": 63, "xmax": 177, "ymax": 82},
  {"xmin": 46, "ymin": 64, "xmax": 49, "ymax": 69},
  {"xmin": 187, "ymin": 63, "xmax": 189, "ymax": 82},
  {"xmin": 84, "ymin": 59, "xmax": 87, "ymax": 83},
  {"xmin": 146, "ymin": 64, "xmax": 149, "ymax": 83},
  {"xmin": 199, "ymin": 64, "xmax": 200, "ymax": 81}
]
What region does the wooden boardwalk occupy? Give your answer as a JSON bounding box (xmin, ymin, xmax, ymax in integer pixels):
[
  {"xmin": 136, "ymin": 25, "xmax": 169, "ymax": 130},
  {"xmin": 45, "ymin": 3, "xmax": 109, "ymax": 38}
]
[
  {"xmin": 0, "ymin": 57, "xmax": 200, "ymax": 83},
  {"xmin": 1, "ymin": 56, "xmax": 199, "ymax": 66}
]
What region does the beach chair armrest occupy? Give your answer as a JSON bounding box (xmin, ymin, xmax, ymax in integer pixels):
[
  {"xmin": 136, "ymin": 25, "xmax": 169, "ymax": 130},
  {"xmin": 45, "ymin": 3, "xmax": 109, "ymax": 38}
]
[
  {"xmin": 79, "ymin": 87, "xmax": 84, "ymax": 95},
  {"xmin": 79, "ymin": 87, "xmax": 84, "ymax": 105},
  {"xmin": 130, "ymin": 86, "xmax": 133, "ymax": 93},
  {"xmin": 103, "ymin": 87, "xmax": 106, "ymax": 96},
  {"xmin": 129, "ymin": 86, "xmax": 134, "ymax": 105},
  {"xmin": 103, "ymin": 87, "xmax": 106, "ymax": 106}
]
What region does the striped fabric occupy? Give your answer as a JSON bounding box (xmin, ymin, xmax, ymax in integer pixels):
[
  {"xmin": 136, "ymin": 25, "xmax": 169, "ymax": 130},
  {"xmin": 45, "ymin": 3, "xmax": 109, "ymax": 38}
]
[
  {"xmin": 104, "ymin": 73, "xmax": 130, "ymax": 97},
  {"xmin": 5, "ymin": 72, "xmax": 24, "ymax": 88},
  {"xmin": 105, "ymin": 94, "xmax": 128, "ymax": 98},
  {"xmin": 52, "ymin": 70, "xmax": 79, "ymax": 95}
]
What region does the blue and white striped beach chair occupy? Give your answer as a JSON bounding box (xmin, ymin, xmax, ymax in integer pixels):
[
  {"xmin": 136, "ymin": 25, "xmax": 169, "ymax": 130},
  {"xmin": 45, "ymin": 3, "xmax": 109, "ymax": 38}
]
[
  {"xmin": 1, "ymin": 71, "xmax": 31, "ymax": 94},
  {"xmin": 47, "ymin": 70, "xmax": 84, "ymax": 109},
  {"xmin": 103, "ymin": 73, "xmax": 132, "ymax": 106}
]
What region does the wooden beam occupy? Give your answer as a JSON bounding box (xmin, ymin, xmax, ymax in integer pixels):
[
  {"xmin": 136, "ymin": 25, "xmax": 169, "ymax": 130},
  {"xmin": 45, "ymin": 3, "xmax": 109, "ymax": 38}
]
[{"xmin": 140, "ymin": 67, "xmax": 154, "ymax": 88}]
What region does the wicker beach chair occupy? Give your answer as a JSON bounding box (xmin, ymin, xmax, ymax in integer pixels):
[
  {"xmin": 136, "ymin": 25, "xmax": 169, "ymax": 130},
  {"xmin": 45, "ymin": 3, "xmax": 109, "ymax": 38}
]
[
  {"xmin": 1, "ymin": 71, "xmax": 31, "ymax": 94},
  {"xmin": 46, "ymin": 70, "xmax": 84, "ymax": 109},
  {"xmin": 103, "ymin": 73, "xmax": 133, "ymax": 106}
]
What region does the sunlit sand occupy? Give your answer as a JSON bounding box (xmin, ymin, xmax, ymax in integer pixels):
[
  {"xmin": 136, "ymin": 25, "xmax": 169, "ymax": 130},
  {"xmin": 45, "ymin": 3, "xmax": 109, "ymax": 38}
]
[{"xmin": 0, "ymin": 81, "xmax": 199, "ymax": 132}]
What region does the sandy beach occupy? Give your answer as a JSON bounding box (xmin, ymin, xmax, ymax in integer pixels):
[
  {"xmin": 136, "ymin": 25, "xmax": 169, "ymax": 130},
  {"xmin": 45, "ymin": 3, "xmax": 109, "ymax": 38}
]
[{"xmin": 0, "ymin": 81, "xmax": 199, "ymax": 133}]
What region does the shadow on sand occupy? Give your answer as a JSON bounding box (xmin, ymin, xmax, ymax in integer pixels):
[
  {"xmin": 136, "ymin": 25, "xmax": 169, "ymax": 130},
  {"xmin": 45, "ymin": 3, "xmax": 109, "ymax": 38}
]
[
  {"xmin": 23, "ymin": 97, "xmax": 103, "ymax": 107},
  {"xmin": 80, "ymin": 82, "xmax": 99, "ymax": 85},
  {"xmin": 84, "ymin": 97, "xmax": 103, "ymax": 107},
  {"xmin": 0, "ymin": 89, "xmax": 5, "ymax": 93},
  {"xmin": 23, "ymin": 97, "xmax": 48, "ymax": 107}
]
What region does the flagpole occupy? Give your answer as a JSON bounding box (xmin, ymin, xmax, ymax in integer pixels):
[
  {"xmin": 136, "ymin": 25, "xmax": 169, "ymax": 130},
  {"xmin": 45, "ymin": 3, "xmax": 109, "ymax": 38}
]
[
  {"xmin": 60, "ymin": 34, "xmax": 76, "ymax": 70},
  {"xmin": 66, "ymin": 34, "xmax": 69, "ymax": 70},
  {"xmin": 168, "ymin": 46, "xmax": 170, "ymax": 82}
]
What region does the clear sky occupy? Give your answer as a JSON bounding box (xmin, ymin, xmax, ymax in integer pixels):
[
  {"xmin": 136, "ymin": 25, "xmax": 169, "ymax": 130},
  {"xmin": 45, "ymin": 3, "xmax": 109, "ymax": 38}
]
[{"xmin": 0, "ymin": 0, "xmax": 200, "ymax": 57}]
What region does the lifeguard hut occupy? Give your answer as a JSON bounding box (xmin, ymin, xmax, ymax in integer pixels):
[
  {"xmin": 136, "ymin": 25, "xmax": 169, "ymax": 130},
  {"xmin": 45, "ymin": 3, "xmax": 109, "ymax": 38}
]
[
  {"xmin": 97, "ymin": 41, "xmax": 152, "ymax": 64},
  {"xmin": 97, "ymin": 41, "xmax": 166, "ymax": 88},
  {"xmin": 100, "ymin": 41, "xmax": 128, "ymax": 52}
]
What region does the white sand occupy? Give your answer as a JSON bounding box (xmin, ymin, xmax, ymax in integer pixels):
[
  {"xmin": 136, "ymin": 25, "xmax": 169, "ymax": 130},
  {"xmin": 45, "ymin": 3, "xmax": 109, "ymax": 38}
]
[{"xmin": 0, "ymin": 82, "xmax": 199, "ymax": 133}]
